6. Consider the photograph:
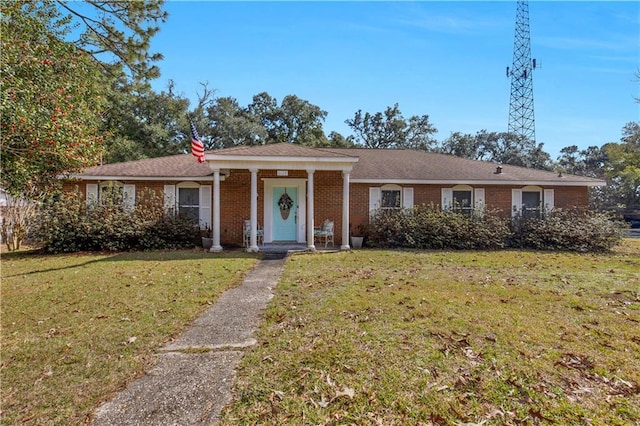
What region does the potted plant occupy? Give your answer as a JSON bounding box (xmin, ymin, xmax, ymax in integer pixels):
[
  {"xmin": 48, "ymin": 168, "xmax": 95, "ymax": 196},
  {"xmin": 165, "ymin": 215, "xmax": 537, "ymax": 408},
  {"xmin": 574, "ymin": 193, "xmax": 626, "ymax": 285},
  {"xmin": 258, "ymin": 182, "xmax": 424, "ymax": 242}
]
[
  {"xmin": 350, "ymin": 223, "xmax": 368, "ymax": 249},
  {"xmin": 200, "ymin": 226, "xmax": 213, "ymax": 249}
]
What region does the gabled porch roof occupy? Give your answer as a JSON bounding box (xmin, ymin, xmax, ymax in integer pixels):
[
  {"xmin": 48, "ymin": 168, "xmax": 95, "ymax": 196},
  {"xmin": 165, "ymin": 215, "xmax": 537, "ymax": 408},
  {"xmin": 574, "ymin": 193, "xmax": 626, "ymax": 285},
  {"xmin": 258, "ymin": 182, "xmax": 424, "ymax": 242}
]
[{"xmin": 206, "ymin": 143, "xmax": 358, "ymax": 172}]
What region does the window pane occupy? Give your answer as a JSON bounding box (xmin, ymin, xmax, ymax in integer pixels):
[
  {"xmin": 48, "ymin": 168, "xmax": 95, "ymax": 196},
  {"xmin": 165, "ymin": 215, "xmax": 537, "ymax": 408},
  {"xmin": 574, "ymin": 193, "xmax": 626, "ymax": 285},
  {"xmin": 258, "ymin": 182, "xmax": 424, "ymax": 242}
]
[
  {"xmin": 453, "ymin": 191, "xmax": 472, "ymax": 209},
  {"xmin": 179, "ymin": 206, "xmax": 199, "ymax": 224},
  {"xmin": 522, "ymin": 191, "xmax": 541, "ymax": 218},
  {"xmin": 100, "ymin": 185, "xmax": 123, "ymax": 205},
  {"xmin": 522, "ymin": 192, "xmax": 540, "ymax": 208},
  {"xmin": 179, "ymin": 188, "xmax": 199, "ymax": 206},
  {"xmin": 178, "ymin": 188, "xmax": 199, "ymax": 224},
  {"xmin": 381, "ymin": 190, "xmax": 401, "ymax": 208}
]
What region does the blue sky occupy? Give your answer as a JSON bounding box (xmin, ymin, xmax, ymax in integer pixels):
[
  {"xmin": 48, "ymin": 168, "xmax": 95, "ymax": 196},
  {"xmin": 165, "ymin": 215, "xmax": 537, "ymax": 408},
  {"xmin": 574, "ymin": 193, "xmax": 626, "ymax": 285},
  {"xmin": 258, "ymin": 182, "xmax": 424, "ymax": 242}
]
[{"xmin": 150, "ymin": 1, "xmax": 639, "ymax": 158}]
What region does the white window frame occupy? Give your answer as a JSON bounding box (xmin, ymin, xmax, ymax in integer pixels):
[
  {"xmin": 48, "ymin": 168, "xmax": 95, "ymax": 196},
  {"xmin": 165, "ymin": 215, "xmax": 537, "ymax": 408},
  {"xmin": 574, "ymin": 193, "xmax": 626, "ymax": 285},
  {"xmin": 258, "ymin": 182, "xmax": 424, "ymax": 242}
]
[
  {"xmin": 369, "ymin": 185, "xmax": 414, "ymax": 219},
  {"xmin": 512, "ymin": 186, "xmax": 552, "ymax": 218},
  {"xmin": 441, "ymin": 186, "xmax": 484, "ymax": 213},
  {"xmin": 451, "ymin": 185, "xmax": 473, "ymax": 214},
  {"xmin": 87, "ymin": 182, "xmax": 135, "ymax": 211},
  {"xmin": 176, "ymin": 182, "xmax": 201, "ymax": 226},
  {"xmin": 169, "ymin": 182, "xmax": 212, "ymax": 230},
  {"xmin": 381, "ymin": 184, "xmax": 402, "ymax": 209}
]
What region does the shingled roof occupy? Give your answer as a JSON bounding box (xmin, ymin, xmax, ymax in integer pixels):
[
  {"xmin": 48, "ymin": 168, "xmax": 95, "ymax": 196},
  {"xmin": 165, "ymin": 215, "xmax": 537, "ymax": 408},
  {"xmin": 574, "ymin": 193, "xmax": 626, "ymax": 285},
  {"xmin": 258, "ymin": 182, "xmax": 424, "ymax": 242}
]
[
  {"xmin": 76, "ymin": 144, "xmax": 604, "ymax": 186},
  {"xmin": 80, "ymin": 153, "xmax": 214, "ymax": 178},
  {"xmin": 210, "ymin": 143, "xmax": 354, "ymax": 159},
  {"xmin": 322, "ymin": 148, "xmax": 604, "ymax": 185}
]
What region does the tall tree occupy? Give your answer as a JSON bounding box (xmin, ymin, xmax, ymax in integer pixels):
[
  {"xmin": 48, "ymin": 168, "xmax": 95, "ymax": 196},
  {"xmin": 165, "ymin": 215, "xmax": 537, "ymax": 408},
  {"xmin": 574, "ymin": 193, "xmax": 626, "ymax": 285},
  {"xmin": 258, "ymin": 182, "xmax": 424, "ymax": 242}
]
[
  {"xmin": 1, "ymin": 1, "xmax": 168, "ymax": 192},
  {"xmin": 246, "ymin": 93, "xmax": 329, "ymax": 146},
  {"xmin": 1, "ymin": 2, "xmax": 107, "ymax": 195},
  {"xmin": 557, "ymin": 145, "xmax": 607, "ymax": 178},
  {"xmin": 440, "ymin": 130, "xmax": 552, "ymax": 170},
  {"xmin": 606, "ymin": 122, "xmax": 640, "ymax": 209},
  {"xmin": 102, "ymin": 80, "xmax": 191, "ymax": 163},
  {"xmin": 326, "ymin": 131, "xmax": 356, "ymax": 148},
  {"xmin": 276, "ymin": 95, "xmax": 328, "ymax": 146},
  {"xmin": 247, "ymin": 92, "xmax": 280, "ymax": 142},
  {"xmin": 345, "ymin": 104, "xmax": 438, "ymax": 150},
  {"xmin": 557, "ymin": 145, "xmax": 581, "ymax": 175},
  {"xmin": 558, "ymin": 123, "xmax": 639, "ymax": 211},
  {"xmin": 440, "ymin": 132, "xmax": 484, "ymax": 160},
  {"xmin": 53, "ymin": 0, "xmax": 167, "ymax": 83},
  {"xmin": 207, "ymin": 96, "xmax": 266, "ymax": 149}
]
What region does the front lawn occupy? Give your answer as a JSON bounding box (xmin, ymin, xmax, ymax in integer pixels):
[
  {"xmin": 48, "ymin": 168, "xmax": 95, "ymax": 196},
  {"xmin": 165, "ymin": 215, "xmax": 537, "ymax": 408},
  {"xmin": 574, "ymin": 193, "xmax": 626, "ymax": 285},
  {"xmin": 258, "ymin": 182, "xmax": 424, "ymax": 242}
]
[
  {"xmin": 221, "ymin": 240, "xmax": 640, "ymax": 425},
  {"xmin": 1, "ymin": 250, "xmax": 258, "ymax": 425}
]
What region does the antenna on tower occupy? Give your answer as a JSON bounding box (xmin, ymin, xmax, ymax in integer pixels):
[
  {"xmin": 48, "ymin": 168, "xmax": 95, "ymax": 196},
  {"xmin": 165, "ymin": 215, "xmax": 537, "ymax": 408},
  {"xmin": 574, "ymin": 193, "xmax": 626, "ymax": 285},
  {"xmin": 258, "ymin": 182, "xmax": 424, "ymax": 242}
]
[{"xmin": 506, "ymin": 0, "xmax": 537, "ymax": 143}]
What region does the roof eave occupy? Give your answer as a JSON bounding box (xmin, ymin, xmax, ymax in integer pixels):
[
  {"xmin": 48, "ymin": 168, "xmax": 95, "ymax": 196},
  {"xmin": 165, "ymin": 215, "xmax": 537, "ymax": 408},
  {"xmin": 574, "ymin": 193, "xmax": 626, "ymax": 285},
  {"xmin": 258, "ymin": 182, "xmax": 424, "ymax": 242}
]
[
  {"xmin": 67, "ymin": 174, "xmax": 214, "ymax": 181},
  {"xmin": 350, "ymin": 178, "xmax": 607, "ymax": 187},
  {"xmin": 207, "ymin": 154, "xmax": 359, "ymax": 163}
]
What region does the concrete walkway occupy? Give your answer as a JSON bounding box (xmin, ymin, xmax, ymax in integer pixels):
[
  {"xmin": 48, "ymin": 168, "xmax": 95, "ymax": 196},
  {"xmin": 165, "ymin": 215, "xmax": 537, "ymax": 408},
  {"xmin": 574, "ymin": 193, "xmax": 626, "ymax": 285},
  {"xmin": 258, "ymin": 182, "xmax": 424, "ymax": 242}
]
[{"xmin": 92, "ymin": 251, "xmax": 288, "ymax": 425}]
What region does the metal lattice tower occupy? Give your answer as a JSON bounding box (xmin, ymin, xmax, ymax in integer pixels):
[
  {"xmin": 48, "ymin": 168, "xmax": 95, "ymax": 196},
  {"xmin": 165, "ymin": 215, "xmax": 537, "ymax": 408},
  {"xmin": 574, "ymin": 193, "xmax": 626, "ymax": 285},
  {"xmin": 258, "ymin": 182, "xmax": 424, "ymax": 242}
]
[{"xmin": 506, "ymin": 0, "xmax": 537, "ymax": 142}]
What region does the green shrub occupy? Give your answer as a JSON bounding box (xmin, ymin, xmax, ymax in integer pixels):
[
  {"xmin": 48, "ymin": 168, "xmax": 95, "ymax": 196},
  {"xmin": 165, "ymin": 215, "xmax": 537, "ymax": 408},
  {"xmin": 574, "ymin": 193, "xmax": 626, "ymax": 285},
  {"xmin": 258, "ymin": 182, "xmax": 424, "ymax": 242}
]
[
  {"xmin": 367, "ymin": 204, "xmax": 511, "ymax": 250},
  {"xmin": 34, "ymin": 188, "xmax": 200, "ymax": 253},
  {"xmin": 512, "ymin": 208, "xmax": 626, "ymax": 252},
  {"xmin": 367, "ymin": 205, "xmax": 624, "ymax": 253}
]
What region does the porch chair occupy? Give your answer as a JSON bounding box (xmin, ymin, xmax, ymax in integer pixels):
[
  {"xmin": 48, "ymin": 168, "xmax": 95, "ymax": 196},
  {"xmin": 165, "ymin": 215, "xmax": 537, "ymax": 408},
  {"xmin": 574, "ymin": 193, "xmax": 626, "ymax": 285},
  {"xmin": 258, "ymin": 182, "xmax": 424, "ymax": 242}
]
[
  {"xmin": 243, "ymin": 220, "xmax": 264, "ymax": 247},
  {"xmin": 314, "ymin": 219, "xmax": 334, "ymax": 248}
]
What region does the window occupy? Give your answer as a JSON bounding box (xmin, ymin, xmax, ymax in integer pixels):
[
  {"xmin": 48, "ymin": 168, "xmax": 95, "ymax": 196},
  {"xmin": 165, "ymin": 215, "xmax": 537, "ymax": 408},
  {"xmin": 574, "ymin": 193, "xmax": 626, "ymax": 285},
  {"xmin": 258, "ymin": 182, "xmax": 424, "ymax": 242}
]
[
  {"xmin": 178, "ymin": 187, "xmax": 200, "ymax": 225},
  {"xmin": 100, "ymin": 182, "xmax": 124, "ymax": 205},
  {"xmin": 522, "ymin": 191, "xmax": 541, "ymax": 218},
  {"xmin": 452, "ymin": 190, "xmax": 472, "ymax": 214},
  {"xmin": 512, "ymin": 187, "xmax": 553, "ymax": 218},
  {"xmin": 165, "ymin": 183, "xmax": 212, "ymax": 229},
  {"xmin": 369, "ymin": 186, "xmax": 413, "ymax": 219},
  {"xmin": 442, "ymin": 186, "xmax": 483, "ymax": 214},
  {"xmin": 86, "ymin": 182, "xmax": 135, "ymax": 210},
  {"xmin": 381, "ymin": 188, "xmax": 401, "ymax": 209}
]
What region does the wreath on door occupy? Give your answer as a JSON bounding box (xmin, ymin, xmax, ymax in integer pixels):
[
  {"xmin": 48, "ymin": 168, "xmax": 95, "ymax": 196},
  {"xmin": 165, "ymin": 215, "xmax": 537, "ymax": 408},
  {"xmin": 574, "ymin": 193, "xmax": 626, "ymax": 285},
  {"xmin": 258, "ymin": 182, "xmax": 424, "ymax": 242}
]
[{"xmin": 278, "ymin": 189, "xmax": 294, "ymax": 220}]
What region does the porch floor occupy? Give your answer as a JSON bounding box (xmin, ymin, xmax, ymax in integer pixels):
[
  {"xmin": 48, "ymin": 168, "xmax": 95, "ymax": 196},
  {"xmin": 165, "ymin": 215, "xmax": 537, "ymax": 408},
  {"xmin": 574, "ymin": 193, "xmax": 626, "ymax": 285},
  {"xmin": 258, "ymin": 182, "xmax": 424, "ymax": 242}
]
[{"xmin": 259, "ymin": 242, "xmax": 339, "ymax": 254}]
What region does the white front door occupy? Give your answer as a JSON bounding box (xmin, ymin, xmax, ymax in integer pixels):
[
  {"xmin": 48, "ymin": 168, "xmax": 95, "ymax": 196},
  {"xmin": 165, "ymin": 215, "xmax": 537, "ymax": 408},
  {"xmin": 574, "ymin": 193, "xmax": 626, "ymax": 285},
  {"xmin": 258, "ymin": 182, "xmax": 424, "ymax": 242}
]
[{"xmin": 263, "ymin": 179, "xmax": 306, "ymax": 243}]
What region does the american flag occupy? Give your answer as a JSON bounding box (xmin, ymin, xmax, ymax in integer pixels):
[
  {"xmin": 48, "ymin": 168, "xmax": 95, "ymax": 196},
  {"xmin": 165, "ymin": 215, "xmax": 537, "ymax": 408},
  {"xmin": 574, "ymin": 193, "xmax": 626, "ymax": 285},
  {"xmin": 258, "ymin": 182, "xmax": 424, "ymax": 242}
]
[{"xmin": 189, "ymin": 119, "xmax": 206, "ymax": 163}]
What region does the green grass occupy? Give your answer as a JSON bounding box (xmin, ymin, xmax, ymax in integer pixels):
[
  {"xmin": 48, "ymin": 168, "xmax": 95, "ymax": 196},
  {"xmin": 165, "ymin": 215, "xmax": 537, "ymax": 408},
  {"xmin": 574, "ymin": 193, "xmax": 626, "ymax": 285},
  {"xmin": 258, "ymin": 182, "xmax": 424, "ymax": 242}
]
[
  {"xmin": 220, "ymin": 240, "xmax": 640, "ymax": 425},
  {"xmin": 1, "ymin": 249, "xmax": 258, "ymax": 425}
]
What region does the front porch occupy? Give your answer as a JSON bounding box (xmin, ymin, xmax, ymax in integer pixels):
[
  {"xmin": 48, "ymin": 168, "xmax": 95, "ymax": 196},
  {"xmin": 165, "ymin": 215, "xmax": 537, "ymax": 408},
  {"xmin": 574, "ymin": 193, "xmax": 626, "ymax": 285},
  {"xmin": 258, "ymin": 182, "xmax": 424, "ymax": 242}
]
[{"xmin": 205, "ymin": 145, "xmax": 359, "ymax": 253}]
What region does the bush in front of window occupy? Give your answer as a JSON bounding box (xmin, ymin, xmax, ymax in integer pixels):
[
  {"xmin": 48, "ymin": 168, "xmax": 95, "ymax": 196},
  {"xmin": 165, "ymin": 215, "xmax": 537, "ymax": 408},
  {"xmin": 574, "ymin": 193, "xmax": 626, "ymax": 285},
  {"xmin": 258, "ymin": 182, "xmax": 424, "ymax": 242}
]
[
  {"xmin": 34, "ymin": 188, "xmax": 201, "ymax": 253},
  {"xmin": 367, "ymin": 205, "xmax": 625, "ymax": 252},
  {"xmin": 367, "ymin": 204, "xmax": 510, "ymax": 250},
  {"xmin": 511, "ymin": 208, "xmax": 626, "ymax": 253}
]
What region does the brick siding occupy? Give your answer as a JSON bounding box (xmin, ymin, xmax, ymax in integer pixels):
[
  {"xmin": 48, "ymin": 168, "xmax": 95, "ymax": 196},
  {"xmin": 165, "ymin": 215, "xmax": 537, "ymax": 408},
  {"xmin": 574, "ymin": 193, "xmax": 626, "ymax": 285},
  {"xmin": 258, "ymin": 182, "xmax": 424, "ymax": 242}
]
[{"xmin": 67, "ymin": 176, "xmax": 591, "ymax": 246}]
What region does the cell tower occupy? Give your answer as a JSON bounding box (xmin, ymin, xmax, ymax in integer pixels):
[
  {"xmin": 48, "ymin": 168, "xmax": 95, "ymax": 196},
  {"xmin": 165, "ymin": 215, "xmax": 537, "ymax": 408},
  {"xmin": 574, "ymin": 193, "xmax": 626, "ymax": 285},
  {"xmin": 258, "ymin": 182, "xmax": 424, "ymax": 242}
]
[{"xmin": 506, "ymin": 0, "xmax": 537, "ymax": 142}]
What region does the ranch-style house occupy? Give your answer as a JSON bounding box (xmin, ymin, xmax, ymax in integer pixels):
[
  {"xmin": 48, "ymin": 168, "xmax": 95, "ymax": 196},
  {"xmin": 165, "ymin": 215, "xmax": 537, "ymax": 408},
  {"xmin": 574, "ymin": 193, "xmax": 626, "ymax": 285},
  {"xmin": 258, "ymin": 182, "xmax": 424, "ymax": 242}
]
[{"xmin": 68, "ymin": 143, "xmax": 606, "ymax": 251}]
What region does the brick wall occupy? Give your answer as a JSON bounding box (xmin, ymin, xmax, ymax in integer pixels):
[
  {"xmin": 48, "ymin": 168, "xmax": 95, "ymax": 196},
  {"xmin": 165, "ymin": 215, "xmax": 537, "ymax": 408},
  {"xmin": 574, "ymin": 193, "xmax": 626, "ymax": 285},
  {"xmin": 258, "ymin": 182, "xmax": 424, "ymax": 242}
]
[
  {"xmin": 64, "ymin": 178, "xmax": 591, "ymax": 246},
  {"xmin": 349, "ymin": 183, "xmax": 591, "ymax": 221},
  {"xmin": 553, "ymin": 186, "xmax": 589, "ymax": 209}
]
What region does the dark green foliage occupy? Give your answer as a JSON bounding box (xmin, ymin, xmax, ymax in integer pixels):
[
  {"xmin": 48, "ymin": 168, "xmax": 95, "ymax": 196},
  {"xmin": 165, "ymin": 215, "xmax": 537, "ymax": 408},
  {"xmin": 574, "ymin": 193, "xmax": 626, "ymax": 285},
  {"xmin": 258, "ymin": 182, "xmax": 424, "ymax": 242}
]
[
  {"xmin": 440, "ymin": 130, "xmax": 552, "ymax": 170},
  {"xmin": 53, "ymin": 0, "xmax": 168, "ymax": 84},
  {"xmin": 345, "ymin": 103, "xmax": 438, "ymax": 150},
  {"xmin": 366, "ymin": 205, "xmax": 624, "ymax": 253},
  {"xmin": 35, "ymin": 188, "xmax": 199, "ymax": 253},
  {"xmin": 367, "ymin": 205, "xmax": 510, "ymax": 250},
  {"xmin": 1, "ymin": 2, "xmax": 107, "ymax": 196},
  {"xmin": 102, "ymin": 80, "xmax": 191, "ymax": 163},
  {"xmin": 511, "ymin": 209, "xmax": 626, "ymax": 253}
]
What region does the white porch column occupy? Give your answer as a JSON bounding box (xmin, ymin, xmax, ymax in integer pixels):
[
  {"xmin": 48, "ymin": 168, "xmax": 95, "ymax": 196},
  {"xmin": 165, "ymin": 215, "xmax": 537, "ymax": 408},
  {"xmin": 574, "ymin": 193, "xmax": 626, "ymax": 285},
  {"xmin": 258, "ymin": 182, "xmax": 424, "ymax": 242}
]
[
  {"xmin": 341, "ymin": 171, "xmax": 351, "ymax": 250},
  {"xmin": 248, "ymin": 168, "xmax": 259, "ymax": 252},
  {"xmin": 306, "ymin": 168, "xmax": 316, "ymax": 251},
  {"xmin": 210, "ymin": 169, "xmax": 223, "ymax": 252}
]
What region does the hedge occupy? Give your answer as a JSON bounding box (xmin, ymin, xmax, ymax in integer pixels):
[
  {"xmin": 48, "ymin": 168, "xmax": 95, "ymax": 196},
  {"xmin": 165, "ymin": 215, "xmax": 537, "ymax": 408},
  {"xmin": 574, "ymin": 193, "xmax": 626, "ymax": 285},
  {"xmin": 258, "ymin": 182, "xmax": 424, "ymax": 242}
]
[
  {"xmin": 34, "ymin": 188, "xmax": 201, "ymax": 253},
  {"xmin": 365, "ymin": 205, "xmax": 625, "ymax": 253}
]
